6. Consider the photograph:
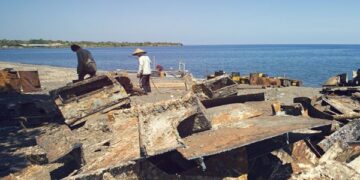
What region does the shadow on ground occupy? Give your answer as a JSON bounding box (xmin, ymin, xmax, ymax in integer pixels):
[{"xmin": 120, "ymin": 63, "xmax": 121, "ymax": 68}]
[{"xmin": 0, "ymin": 92, "xmax": 63, "ymax": 177}]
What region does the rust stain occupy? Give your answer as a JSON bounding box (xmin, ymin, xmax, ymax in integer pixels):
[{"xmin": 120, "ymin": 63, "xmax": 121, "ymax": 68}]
[{"xmin": 177, "ymin": 115, "xmax": 331, "ymax": 160}]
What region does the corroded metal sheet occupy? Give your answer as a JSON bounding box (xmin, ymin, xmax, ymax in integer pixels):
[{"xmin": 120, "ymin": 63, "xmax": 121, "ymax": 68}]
[
  {"xmin": 36, "ymin": 125, "xmax": 79, "ymax": 162},
  {"xmin": 50, "ymin": 74, "xmax": 130, "ymax": 125},
  {"xmin": 138, "ymin": 93, "xmax": 211, "ymax": 156},
  {"xmin": 18, "ymin": 71, "xmax": 41, "ymax": 92},
  {"xmin": 0, "ymin": 69, "xmax": 21, "ymax": 92},
  {"xmin": 80, "ymin": 110, "xmax": 141, "ymax": 173},
  {"xmin": 322, "ymin": 97, "xmax": 355, "ymax": 114},
  {"xmin": 0, "ymin": 69, "xmax": 41, "ymax": 93},
  {"xmin": 318, "ymin": 120, "xmax": 360, "ymax": 151},
  {"xmin": 4, "ymin": 165, "xmax": 51, "ymax": 180},
  {"xmin": 206, "ymin": 103, "xmax": 263, "ymax": 128},
  {"xmin": 193, "ymin": 75, "xmax": 238, "ymax": 99},
  {"xmin": 177, "ymin": 116, "xmax": 331, "ymax": 160}
]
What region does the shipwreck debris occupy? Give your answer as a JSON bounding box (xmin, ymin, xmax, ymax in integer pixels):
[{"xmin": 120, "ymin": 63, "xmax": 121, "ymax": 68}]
[
  {"xmin": 177, "ymin": 115, "xmax": 331, "ymax": 160},
  {"xmin": 50, "ymin": 74, "xmax": 130, "ymax": 125},
  {"xmin": 5, "ymin": 67, "xmax": 360, "ymax": 179},
  {"xmin": 0, "ymin": 68, "xmax": 41, "ymax": 93},
  {"xmin": 193, "ymin": 75, "xmax": 238, "ymax": 100},
  {"xmin": 318, "ymin": 120, "xmax": 360, "ymax": 152}
]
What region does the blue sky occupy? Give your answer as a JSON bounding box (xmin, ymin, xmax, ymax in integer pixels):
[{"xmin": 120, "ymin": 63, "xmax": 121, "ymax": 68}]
[{"xmin": 0, "ymin": 1, "xmax": 360, "ymax": 45}]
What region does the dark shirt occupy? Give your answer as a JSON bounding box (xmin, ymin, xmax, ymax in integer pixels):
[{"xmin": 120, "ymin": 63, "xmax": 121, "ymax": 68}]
[{"xmin": 76, "ymin": 48, "xmax": 96, "ymax": 74}]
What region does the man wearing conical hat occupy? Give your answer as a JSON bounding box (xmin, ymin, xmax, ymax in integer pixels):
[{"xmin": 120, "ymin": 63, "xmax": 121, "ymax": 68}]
[{"xmin": 132, "ymin": 48, "xmax": 152, "ymax": 93}]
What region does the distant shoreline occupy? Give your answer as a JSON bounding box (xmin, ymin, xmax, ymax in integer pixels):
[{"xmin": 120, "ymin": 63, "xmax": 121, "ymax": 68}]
[
  {"xmin": 0, "ymin": 39, "xmax": 183, "ymax": 49},
  {"xmin": 0, "ymin": 44, "xmax": 183, "ymax": 49}
]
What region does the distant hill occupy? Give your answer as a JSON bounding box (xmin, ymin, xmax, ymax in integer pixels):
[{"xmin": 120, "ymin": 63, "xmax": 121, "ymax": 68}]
[{"xmin": 0, "ymin": 39, "xmax": 183, "ymax": 48}]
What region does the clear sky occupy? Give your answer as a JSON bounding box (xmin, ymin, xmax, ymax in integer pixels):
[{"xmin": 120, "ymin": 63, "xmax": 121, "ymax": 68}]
[{"xmin": 1, "ymin": 0, "xmax": 360, "ymax": 45}]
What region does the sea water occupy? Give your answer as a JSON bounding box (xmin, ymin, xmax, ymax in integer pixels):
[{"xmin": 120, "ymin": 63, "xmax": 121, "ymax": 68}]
[{"xmin": 0, "ymin": 45, "xmax": 360, "ymax": 87}]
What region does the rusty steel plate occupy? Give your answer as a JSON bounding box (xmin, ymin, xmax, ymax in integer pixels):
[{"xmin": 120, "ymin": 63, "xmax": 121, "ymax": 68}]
[
  {"xmin": 36, "ymin": 125, "xmax": 79, "ymax": 162},
  {"xmin": 206, "ymin": 103, "xmax": 263, "ymax": 128},
  {"xmin": 80, "ymin": 113, "xmax": 141, "ymax": 173},
  {"xmin": 177, "ymin": 116, "xmax": 331, "ymax": 160},
  {"xmin": 18, "ymin": 71, "xmax": 41, "ymax": 92}
]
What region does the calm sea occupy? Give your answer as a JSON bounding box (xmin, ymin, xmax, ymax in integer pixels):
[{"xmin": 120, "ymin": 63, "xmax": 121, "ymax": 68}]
[{"xmin": 0, "ymin": 45, "xmax": 360, "ymax": 87}]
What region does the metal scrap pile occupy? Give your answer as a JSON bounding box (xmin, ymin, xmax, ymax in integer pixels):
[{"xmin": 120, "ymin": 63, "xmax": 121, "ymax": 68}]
[
  {"xmin": 2, "ymin": 74, "xmax": 359, "ymax": 179},
  {"xmin": 208, "ymin": 71, "xmax": 302, "ymax": 87},
  {"xmin": 279, "ymin": 73, "xmax": 360, "ymax": 179}
]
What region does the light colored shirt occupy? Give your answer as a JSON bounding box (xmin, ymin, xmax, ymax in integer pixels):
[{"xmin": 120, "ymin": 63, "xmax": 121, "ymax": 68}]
[
  {"xmin": 76, "ymin": 48, "xmax": 96, "ymax": 74},
  {"xmin": 138, "ymin": 55, "xmax": 152, "ymax": 75}
]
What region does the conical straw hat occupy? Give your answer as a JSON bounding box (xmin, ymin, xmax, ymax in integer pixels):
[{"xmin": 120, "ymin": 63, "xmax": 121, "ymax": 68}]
[{"xmin": 132, "ymin": 48, "xmax": 146, "ymax": 55}]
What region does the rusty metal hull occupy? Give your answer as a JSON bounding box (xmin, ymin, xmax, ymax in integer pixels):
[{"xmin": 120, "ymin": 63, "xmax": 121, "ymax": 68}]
[
  {"xmin": 177, "ymin": 116, "xmax": 331, "ymax": 160},
  {"xmin": 50, "ymin": 74, "xmax": 129, "ymax": 125}
]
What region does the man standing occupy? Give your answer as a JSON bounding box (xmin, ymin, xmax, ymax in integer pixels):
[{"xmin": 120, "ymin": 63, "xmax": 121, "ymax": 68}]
[
  {"xmin": 132, "ymin": 48, "xmax": 151, "ymax": 93},
  {"xmin": 71, "ymin": 44, "xmax": 97, "ymax": 81}
]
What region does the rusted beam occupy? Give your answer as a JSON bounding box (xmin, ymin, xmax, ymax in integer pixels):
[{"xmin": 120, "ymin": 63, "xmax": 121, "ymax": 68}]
[
  {"xmin": 294, "ymin": 97, "xmax": 334, "ymax": 120},
  {"xmin": 201, "ymin": 93, "xmax": 265, "ymax": 108},
  {"xmin": 79, "ymin": 110, "xmax": 141, "ymax": 174}
]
